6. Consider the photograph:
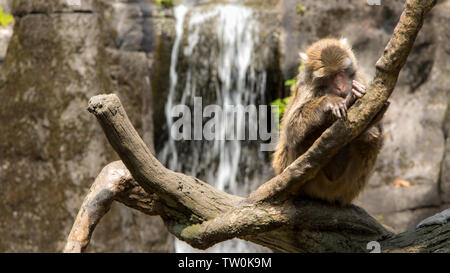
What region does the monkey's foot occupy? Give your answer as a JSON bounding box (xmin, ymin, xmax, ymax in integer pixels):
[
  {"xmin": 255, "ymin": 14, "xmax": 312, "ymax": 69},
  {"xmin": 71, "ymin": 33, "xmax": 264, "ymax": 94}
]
[{"xmin": 416, "ymin": 208, "xmax": 450, "ymax": 228}]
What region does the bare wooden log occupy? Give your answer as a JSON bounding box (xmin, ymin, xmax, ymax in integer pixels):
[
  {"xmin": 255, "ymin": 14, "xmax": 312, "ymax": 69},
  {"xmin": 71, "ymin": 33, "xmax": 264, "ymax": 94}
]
[
  {"xmin": 64, "ymin": 161, "xmax": 161, "ymax": 253},
  {"xmin": 87, "ymin": 95, "xmax": 240, "ymax": 220},
  {"xmin": 84, "ymin": 93, "xmax": 393, "ymax": 252}
]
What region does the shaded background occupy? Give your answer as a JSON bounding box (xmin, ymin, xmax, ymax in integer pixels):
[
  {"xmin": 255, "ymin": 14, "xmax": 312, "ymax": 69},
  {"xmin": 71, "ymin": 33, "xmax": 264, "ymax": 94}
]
[{"xmin": 0, "ymin": 0, "xmax": 448, "ymax": 252}]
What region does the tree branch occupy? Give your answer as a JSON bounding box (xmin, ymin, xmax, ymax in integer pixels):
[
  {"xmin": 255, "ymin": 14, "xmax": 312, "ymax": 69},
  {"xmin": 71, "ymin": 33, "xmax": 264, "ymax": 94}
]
[{"xmin": 64, "ymin": 161, "xmax": 161, "ymax": 253}]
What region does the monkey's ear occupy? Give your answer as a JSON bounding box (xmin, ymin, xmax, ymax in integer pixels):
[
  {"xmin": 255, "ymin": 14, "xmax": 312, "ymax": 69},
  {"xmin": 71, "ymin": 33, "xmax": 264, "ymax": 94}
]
[
  {"xmin": 343, "ymin": 57, "xmax": 352, "ymax": 69},
  {"xmin": 339, "ymin": 38, "xmax": 349, "ymax": 47},
  {"xmin": 313, "ymin": 68, "xmax": 326, "ymax": 78},
  {"xmin": 299, "ymin": 52, "xmax": 308, "ymax": 63}
]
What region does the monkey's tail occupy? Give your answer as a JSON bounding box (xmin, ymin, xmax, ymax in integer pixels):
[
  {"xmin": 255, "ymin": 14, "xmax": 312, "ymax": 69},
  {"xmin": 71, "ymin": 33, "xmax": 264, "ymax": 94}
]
[{"xmin": 271, "ymin": 137, "xmax": 290, "ymax": 175}]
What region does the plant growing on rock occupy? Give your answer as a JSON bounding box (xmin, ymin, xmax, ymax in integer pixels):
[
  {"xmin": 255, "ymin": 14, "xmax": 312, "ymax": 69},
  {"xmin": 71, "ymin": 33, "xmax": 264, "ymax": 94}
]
[
  {"xmin": 154, "ymin": 0, "xmax": 174, "ymax": 9},
  {"xmin": 0, "ymin": 7, "xmax": 13, "ymax": 27}
]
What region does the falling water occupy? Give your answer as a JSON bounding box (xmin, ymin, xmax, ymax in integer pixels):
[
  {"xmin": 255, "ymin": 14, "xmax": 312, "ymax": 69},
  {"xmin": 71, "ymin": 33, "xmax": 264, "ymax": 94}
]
[{"xmin": 158, "ymin": 2, "xmax": 273, "ymax": 253}]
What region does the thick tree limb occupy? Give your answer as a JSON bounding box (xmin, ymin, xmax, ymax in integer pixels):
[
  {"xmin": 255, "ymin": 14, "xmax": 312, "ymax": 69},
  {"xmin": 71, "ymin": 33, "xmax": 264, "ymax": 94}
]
[
  {"xmin": 76, "ymin": 93, "xmax": 394, "ymax": 252},
  {"xmin": 64, "ymin": 161, "xmax": 161, "ymax": 253},
  {"xmin": 65, "ymin": 0, "xmax": 447, "ymax": 253}
]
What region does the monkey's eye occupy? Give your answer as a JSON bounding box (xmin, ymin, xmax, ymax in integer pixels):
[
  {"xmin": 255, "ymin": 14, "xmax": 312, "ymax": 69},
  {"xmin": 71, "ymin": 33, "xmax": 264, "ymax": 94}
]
[{"xmin": 344, "ymin": 68, "xmax": 355, "ymax": 78}]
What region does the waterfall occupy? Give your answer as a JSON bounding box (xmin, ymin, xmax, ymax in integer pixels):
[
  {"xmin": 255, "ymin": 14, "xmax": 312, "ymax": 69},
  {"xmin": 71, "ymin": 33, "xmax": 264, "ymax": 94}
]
[{"xmin": 158, "ymin": 2, "xmax": 273, "ymax": 253}]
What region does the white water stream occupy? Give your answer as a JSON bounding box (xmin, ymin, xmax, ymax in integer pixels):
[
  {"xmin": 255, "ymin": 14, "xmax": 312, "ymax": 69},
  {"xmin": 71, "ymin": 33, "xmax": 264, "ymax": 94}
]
[{"xmin": 158, "ymin": 2, "xmax": 270, "ymax": 253}]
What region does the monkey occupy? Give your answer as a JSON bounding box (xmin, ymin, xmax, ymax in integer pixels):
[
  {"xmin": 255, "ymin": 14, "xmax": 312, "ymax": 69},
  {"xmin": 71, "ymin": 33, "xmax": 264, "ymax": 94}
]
[{"xmin": 272, "ymin": 38, "xmax": 388, "ymax": 206}]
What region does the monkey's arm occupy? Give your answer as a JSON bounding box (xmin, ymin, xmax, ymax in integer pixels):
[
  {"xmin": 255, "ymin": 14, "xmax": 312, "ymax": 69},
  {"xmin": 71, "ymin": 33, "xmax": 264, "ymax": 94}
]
[
  {"xmin": 284, "ymin": 98, "xmax": 324, "ymax": 148},
  {"xmin": 284, "ymin": 95, "xmax": 341, "ymax": 149}
]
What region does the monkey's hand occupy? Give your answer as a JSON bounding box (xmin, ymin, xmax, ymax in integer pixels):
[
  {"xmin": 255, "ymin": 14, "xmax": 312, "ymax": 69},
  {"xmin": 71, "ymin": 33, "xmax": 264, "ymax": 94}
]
[
  {"xmin": 352, "ymin": 80, "xmax": 366, "ymax": 98},
  {"xmin": 345, "ymin": 80, "xmax": 367, "ymax": 108},
  {"xmin": 327, "ymin": 96, "xmax": 348, "ymax": 120}
]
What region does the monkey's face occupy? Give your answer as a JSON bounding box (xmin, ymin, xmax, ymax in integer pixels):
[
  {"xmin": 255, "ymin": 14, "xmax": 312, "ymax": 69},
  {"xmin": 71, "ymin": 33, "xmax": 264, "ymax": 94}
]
[{"xmin": 327, "ymin": 71, "xmax": 354, "ymax": 98}]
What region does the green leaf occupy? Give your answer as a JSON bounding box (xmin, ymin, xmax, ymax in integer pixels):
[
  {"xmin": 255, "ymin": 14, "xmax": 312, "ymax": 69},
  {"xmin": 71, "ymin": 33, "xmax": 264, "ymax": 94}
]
[
  {"xmin": 270, "ymin": 96, "xmax": 292, "ymax": 130},
  {"xmin": 282, "ymin": 97, "xmax": 291, "ymax": 105},
  {"xmin": 154, "ymin": 0, "xmax": 174, "ymax": 8},
  {"xmin": 296, "ymin": 4, "xmax": 306, "ymax": 15},
  {"xmin": 0, "ymin": 7, "xmax": 14, "ymax": 27},
  {"xmin": 284, "ymin": 78, "xmax": 296, "ymax": 87}
]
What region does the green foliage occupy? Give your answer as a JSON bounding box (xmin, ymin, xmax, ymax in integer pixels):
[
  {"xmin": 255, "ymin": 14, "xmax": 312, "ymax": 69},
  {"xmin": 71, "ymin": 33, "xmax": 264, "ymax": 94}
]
[
  {"xmin": 154, "ymin": 0, "xmax": 174, "ymax": 8},
  {"xmin": 296, "ymin": 3, "xmax": 306, "ymax": 15},
  {"xmin": 271, "ymin": 97, "xmax": 291, "ymax": 129},
  {"xmin": 284, "ymin": 78, "xmax": 296, "ymax": 87},
  {"xmin": 0, "ymin": 7, "xmax": 13, "ymax": 27},
  {"xmin": 297, "ymin": 63, "xmax": 304, "ymax": 73}
]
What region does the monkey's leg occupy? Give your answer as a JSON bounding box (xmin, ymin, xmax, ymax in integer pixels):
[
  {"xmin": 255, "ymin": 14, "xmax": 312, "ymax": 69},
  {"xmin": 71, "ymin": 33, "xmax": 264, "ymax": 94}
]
[
  {"xmin": 323, "ymin": 146, "xmax": 352, "ymax": 181},
  {"xmin": 64, "ymin": 161, "xmax": 161, "ymax": 253},
  {"xmin": 416, "ymin": 209, "xmax": 450, "ymax": 228}
]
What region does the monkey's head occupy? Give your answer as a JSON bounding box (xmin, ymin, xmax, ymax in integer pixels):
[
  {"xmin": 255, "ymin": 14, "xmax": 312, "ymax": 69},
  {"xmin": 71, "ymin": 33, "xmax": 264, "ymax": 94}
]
[{"xmin": 299, "ymin": 38, "xmax": 358, "ymax": 98}]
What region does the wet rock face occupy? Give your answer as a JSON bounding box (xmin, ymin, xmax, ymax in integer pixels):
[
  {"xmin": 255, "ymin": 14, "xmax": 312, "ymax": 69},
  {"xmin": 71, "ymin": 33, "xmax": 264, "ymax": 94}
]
[
  {"xmin": 0, "ymin": 0, "xmax": 173, "ymax": 252},
  {"xmin": 280, "ymin": 0, "xmax": 450, "ymax": 231}
]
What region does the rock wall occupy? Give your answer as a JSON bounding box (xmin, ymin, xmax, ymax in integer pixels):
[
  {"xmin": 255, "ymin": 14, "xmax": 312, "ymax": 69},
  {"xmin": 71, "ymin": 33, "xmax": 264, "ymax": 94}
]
[
  {"xmin": 0, "ymin": 0, "xmax": 173, "ymax": 252},
  {"xmin": 280, "ymin": 0, "xmax": 450, "ymax": 232}
]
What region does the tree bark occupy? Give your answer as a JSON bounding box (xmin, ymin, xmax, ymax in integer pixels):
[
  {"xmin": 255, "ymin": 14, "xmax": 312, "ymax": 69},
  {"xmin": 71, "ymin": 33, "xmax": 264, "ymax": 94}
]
[{"xmin": 65, "ymin": 0, "xmax": 448, "ymax": 253}]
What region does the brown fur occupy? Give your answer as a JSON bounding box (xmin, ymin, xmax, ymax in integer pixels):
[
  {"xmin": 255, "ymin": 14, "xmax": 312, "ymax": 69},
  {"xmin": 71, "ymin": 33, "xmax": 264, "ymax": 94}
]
[{"xmin": 272, "ymin": 38, "xmax": 384, "ymax": 205}]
